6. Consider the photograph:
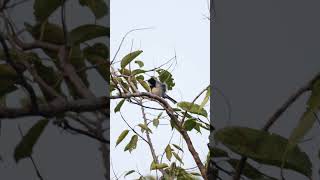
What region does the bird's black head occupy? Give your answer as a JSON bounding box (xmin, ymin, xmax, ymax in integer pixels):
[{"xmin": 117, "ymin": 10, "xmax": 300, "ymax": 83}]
[{"xmin": 147, "ymin": 77, "xmax": 156, "ymax": 88}]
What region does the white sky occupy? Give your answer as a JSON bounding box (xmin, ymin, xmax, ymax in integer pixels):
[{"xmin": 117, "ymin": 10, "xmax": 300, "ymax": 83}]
[{"xmin": 110, "ymin": 0, "xmax": 210, "ymax": 179}]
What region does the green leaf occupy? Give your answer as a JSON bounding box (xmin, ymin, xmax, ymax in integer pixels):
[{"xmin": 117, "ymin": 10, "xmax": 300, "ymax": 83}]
[
  {"xmin": 138, "ymin": 79, "xmax": 150, "ymax": 92},
  {"xmin": 227, "ymin": 159, "xmax": 277, "ymax": 180},
  {"xmin": 79, "ymin": 0, "xmax": 108, "ymax": 19},
  {"xmin": 135, "ymin": 60, "xmax": 144, "ymax": 67},
  {"xmin": 288, "ymin": 79, "xmax": 320, "ymax": 149},
  {"xmin": 150, "ymin": 161, "xmax": 168, "ymax": 170},
  {"xmin": 25, "ymin": 22, "xmax": 64, "ymax": 45},
  {"xmin": 116, "ymin": 129, "xmax": 129, "ymax": 146},
  {"xmin": 132, "ymin": 69, "xmax": 146, "ymax": 76},
  {"xmin": 215, "ymin": 127, "xmax": 312, "ymax": 178},
  {"xmin": 114, "ymin": 99, "xmax": 125, "ymax": 113},
  {"xmin": 172, "ymin": 152, "xmax": 183, "ymax": 164},
  {"xmin": 183, "ymin": 118, "xmax": 197, "ymax": 131},
  {"xmin": 124, "ymin": 135, "xmax": 138, "ymax": 153},
  {"xmin": 199, "ymin": 87, "xmax": 210, "ymax": 113},
  {"xmin": 83, "ymin": 43, "xmax": 109, "ymax": 81},
  {"xmin": 69, "ymin": 24, "xmax": 109, "ymax": 45},
  {"xmin": 172, "ymin": 144, "xmax": 184, "ymax": 152},
  {"xmin": 177, "ymin": 102, "xmax": 208, "ymax": 117},
  {"xmin": 33, "ymin": 0, "xmax": 61, "ymax": 22},
  {"xmin": 124, "ymin": 170, "xmax": 135, "ymax": 177},
  {"xmin": 156, "ymin": 69, "xmax": 175, "ymax": 90},
  {"xmin": 165, "ymin": 145, "xmax": 172, "ymax": 161},
  {"xmin": 153, "ymin": 118, "xmax": 159, "ymax": 128},
  {"xmin": 138, "ymin": 124, "xmax": 152, "ymax": 133},
  {"xmin": 120, "ymin": 50, "xmax": 143, "ymax": 69},
  {"xmin": 153, "ymin": 112, "xmax": 162, "ymax": 127},
  {"xmin": 14, "ymin": 119, "xmax": 49, "ymax": 162}
]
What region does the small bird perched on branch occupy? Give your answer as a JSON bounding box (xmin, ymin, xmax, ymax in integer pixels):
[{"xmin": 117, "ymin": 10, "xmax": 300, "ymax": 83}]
[{"xmin": 147, "ymin": 77, "xmax": 177, "ymax": 104}]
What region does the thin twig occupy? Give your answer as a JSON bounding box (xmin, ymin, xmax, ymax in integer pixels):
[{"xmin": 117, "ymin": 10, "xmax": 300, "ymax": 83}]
[{"xmin": 0, "ymin": 33, "xmax": 39, "ymax": 112}]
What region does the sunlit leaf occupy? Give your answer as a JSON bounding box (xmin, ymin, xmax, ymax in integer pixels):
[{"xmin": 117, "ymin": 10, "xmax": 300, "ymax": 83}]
[
  {"xmin": 183, "ymin": 118, "xmax": 197, "ymax": 131},
  {"xmin": 134, "ymin": 60, "xmax": 144, "ymax": 67},
  {"xmin": 156, "ymin": 69, "xmax": 175, "ymax": 90},
  {"xmin": 116, "ymin": 129, "xmax": 129, "ymax": 146},
  {"xmin": 121, "ymin": 50, "xmax": 143, "ymax": 69},
  {"xmin": 124, "ymin": 135, "xmax": 138, "ymax": 153},
  {"xmin": 114, "ymin": 99, "xmax": 125, "ymax": 113},
  {"xmin": 138, "ymin": 79, "xmax": 150, "ymax": 92},
  {"xmin": 172, "ymin": 144, "xmax": 184, "ymax": 152},
  {"xmin": 177, "ymin": 102, "xmax": 208, "ymax": 117},
  {"xmin": 199, "ymin": 87, "xmax": 210, "ymax": 113},
  {"xmin": 172, "ymin": 152, "xmax": 183, "ymax": 164},
  {"xmin": 150, "ymin": 161, "xmax": 168, "ymax": 170},
  {"xmin": 165, "ymin": 145, "xmax": 172, "ymax": 161}
]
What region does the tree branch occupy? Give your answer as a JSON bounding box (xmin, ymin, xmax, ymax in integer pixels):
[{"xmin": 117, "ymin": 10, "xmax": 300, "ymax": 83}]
[
  {"xmin": 0, "ymin": 33, "xmax": 39, "ymax": 112},
  {"xmin": 0, "ymin": 97, "xmax": 108, "ymax": 118}
]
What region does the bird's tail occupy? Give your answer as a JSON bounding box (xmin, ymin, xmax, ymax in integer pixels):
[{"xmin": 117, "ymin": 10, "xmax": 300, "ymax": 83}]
[{"xmin": 164, "ymin": 94, "xmax": 177, "ymax": 104}]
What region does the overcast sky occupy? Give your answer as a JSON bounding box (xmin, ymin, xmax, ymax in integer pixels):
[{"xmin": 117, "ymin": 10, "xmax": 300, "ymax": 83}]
[{"xmin": 110, "ymin": 0, "xmax": 210, "ymax": 179}]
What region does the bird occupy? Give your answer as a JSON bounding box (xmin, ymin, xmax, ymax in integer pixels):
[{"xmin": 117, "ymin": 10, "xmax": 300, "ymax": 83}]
[{"xmin": 147, "ymin": 77, "xmax": 177, "ymax": 104}]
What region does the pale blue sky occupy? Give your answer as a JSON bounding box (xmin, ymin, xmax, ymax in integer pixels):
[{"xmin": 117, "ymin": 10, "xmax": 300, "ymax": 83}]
[{"xmin": 110, "ymin": 0, "xmax": 210, "ymax": 179}]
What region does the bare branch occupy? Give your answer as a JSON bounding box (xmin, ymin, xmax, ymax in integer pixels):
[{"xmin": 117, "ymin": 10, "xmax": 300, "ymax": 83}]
[{"xmin": 0, "ymin": 97, "xmax": 108, "ymax": 118}]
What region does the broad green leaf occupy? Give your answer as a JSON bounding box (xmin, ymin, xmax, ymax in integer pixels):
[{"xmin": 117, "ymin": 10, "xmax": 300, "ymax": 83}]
[
  {"xmin": 215, "ymin": 127, "xmax": 312, "ymax": 178},
  {"xmin": 132, "ymin": 69, "xmax": 146, "ymax": 76},
  {"xmin": 70, "ymin": 24, "xmax": 109, "ymax": 45},
  {"xmin": 79, "ymin": 0, "xmax": 108, "ymax": 19},
  {"xmin": 172, "ymin": 144, "xmax": 184, "ymax": 152},
  {"xmin": 138, "ymin": 79, "xmax": 150, "ymax": 92},
  {"xmin": 165, "ymin": 144, "xmax": 172, "ymax": 161},
  {"xmin": 124, "ymin": 135, "xmax": 138, "ymax": 153},
  {"xmin": 14, "ymin": 119, "xmax": 49, "ymax": 162},
  {"xmin": 172, "ymin": 152, "xmax": 183, "ymax": 164},
  {"xmin": 135, "ymin": 60, "xmax": 144, "ymax": 67},
  {"xmin": 177, "ymin": 102, "xmax": 208, "ymax": 117},
  {"xmin": 33, "ymin": 0, "xmax": 61, "ymax": 22},
  {"xmin": 138, "ymin": 123, "xmax": 152, "ymax": 133},
  {"xmin": 124, "ymin": 170, "xmax": 135, "ymax": 177},
  {"xmin": 288, "ymin": 79, "xmax": 320, "ymax": 149},
  {"xmin": 83, "ymin": 43, "xmax": 109, "ymax": 81},
  {"xmin": 120, "ymin": 50, "xmax": 143, "ymax": 69},
  {"xmin": 199, "ymin": 87, "xmax": 210, "ymax": 113},
  {"xmin": 153, "ymin": 118, "xmax": 159, "ymax": 128},
  {"xmin": 25, "ymin": 22, "xmax": 63, "ymax": 58},
  {"xmin": 227, "ymin": 159, "xmax": 277, "ymax": 180},
  {"xmin": 183, "ymin": 118, "xmax": 197, "ymax": 131},
  {"xmin": 136, "ymin": 75, "xmax": 144, "ymax": 80},
  {"xmin": 116, "ymin": 129, "xmax": 129, "ymax": 146},
  {"xmin": 25, "ymin": 22, "xmax": 64, "ymax": 45},
  {"xmin": 114, "ymin": 99, "xmax": 125, "ymax": 113},
  {"xmin": 156, "ymin": 69, "xmax": 175, "ymax": 90},
  {"xmin": 150, "ymin": 161, "xmax": 168, "ymax": 170},
  {"xmin": 153, "ymin": 112, "xmax": 162, "ymax": 127}
]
